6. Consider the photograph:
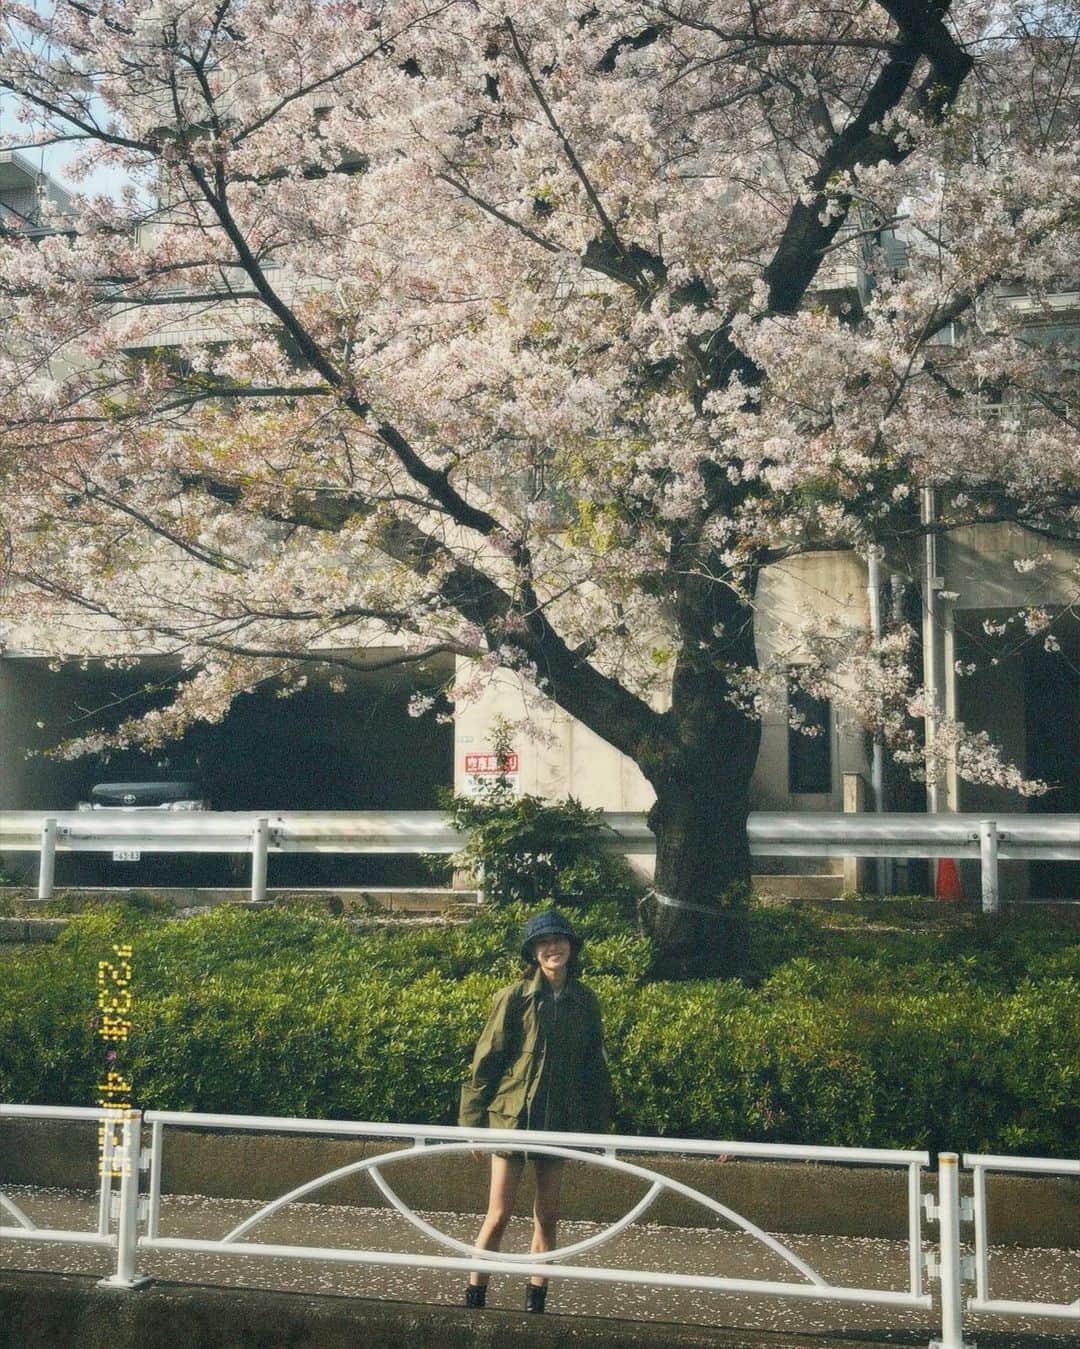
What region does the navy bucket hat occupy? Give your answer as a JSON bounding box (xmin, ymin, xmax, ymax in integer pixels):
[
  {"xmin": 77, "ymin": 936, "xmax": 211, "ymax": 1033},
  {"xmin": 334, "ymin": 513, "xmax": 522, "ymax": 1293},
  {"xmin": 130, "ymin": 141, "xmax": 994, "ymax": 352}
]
[{"xmin": 520, "ymin": 909, "xmax": 581, "ymax": 964}]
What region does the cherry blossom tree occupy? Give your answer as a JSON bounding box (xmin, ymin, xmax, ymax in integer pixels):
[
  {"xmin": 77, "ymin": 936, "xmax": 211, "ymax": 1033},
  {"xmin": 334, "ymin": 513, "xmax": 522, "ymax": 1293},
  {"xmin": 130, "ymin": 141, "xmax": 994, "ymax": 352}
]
[{"xmin": 1, "ymin": 1, "xmax": 1076, "ymax": 970}]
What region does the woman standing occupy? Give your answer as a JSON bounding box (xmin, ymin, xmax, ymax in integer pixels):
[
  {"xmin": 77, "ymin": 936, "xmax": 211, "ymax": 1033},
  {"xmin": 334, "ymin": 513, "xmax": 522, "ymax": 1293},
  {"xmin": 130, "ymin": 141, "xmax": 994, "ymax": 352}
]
[{"xmin": 459, "ymin": 909, "xmax": 613, "ymax": 1313}]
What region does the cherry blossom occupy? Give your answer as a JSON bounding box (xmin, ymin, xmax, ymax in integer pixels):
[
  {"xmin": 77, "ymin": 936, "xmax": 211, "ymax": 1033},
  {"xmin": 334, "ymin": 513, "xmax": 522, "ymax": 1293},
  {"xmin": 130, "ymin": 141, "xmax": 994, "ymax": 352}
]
[{"xmin": 1, "ymin": 0, "xmax": 1076, "ymax": 968}]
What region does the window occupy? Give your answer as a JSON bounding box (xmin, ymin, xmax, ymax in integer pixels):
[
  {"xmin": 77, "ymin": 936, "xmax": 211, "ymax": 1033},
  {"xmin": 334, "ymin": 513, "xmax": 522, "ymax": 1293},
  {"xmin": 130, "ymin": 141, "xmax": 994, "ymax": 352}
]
[{"xmin": 788, "ymin": 682, "xmax": 832, "ymax": 794}]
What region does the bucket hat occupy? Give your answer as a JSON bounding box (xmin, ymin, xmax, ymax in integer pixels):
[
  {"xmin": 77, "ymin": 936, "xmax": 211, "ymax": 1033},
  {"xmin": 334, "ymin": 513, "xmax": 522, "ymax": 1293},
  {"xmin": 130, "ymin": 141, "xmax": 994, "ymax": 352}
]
[{"xmin": 520, "ymin": 909, "xmax": 581, "ymax": 963}]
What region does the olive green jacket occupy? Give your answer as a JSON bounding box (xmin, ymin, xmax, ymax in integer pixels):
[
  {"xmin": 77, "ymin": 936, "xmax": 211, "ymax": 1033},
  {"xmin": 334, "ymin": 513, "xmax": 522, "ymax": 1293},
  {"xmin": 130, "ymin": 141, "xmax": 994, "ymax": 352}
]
[{"xmin": 459, "ymin": 969, "xmax": 613, "ymax": 1134}]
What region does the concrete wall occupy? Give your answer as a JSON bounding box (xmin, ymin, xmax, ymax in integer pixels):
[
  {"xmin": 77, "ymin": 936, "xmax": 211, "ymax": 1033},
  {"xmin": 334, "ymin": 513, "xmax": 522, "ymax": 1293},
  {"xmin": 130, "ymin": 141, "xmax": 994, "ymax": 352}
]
[
  {"xmin": 942, "ymin": 523, "xmax": 1077, "ymax": 610},
  {"xmin": 452, "ymin": 672, "xmax": 654, "ymax": 812},
  {"xmin": 454, "ymin": 551, "xmax": 875, "ymax": 825},
  {"xmin": 751, "ymin": 551, "xmax": 871, "ymax": 819}
]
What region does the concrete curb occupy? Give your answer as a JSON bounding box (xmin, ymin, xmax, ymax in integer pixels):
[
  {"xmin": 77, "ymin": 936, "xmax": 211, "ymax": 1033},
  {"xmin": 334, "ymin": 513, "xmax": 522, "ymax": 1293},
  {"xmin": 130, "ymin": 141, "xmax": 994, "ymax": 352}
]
[
  {"xmin": 0, "ymin": 1269, "xmax": 921, "ymax": 1349},
  {"xmin": 0, "ymin": 918, "xmax": 67, "ymax": 944},
  {"xmin": 1, "ymin": 1269, "xmax": 1074, "ymax": 1349}
]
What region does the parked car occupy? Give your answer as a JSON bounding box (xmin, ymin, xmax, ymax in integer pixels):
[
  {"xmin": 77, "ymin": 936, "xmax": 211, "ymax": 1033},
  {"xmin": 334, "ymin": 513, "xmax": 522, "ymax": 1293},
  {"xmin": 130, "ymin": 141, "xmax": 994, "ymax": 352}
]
[
  {"xmin": 77, "ymin": 779, "xmax": 210, "ymax": 811},
  {"xmin": 71, "ymin": 769, "xmax": 215, "ymax": 884}
]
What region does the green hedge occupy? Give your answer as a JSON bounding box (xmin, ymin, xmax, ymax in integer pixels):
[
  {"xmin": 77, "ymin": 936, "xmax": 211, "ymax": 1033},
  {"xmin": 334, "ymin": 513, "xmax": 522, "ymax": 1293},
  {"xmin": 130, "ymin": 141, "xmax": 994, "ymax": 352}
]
[{"xmin": 1, "ymin": 903, "xmax": 1076, "ymax": 1154}]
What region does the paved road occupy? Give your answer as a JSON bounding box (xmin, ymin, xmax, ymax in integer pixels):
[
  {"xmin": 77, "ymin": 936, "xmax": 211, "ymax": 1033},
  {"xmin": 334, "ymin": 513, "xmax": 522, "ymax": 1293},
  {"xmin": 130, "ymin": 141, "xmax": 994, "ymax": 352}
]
[{"xmin": 2, "ymin": 1186, "xmax": 1076, "ymax": 1345}]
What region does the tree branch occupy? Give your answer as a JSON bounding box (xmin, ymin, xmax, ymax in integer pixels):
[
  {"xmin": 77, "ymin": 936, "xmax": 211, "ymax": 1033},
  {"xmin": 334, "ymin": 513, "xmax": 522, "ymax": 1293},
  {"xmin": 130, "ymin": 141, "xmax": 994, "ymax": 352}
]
[
  {"xmin": 759, "ymin": 1, "xmax": 973, "ymax": 316},
  {"xmin": 258, "ymin": 488, "xmax": 667, "ymax": 761},
  {"xmin": 436, "ymin": 172, "xmax": 566, "ymax": 255},
  {"xmin": 505, "ymin": 17, "xmax": 647, "ymax": 294},
  {"xmin": 180, "ymin": 147, "xmax": 508, "ymax": 543}
]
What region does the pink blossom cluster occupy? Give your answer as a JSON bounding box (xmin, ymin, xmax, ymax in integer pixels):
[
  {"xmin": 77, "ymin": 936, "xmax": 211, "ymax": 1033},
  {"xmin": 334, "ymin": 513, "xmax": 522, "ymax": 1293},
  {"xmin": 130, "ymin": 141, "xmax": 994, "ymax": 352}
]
[{"xmin": 0, "ymin": 0, "xmax": 1075, "ymax": 800}]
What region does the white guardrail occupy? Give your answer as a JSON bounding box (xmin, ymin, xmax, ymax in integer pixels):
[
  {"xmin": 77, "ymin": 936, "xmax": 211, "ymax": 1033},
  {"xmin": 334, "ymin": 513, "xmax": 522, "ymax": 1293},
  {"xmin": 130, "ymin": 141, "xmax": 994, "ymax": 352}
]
[
  {"xmin": 1, "ymin": 809, "xmax": 1077, "ymax": 912},
  {"xmin": 1, "ymin": 1106, "xmax": 1076, "ymax": 1347}
]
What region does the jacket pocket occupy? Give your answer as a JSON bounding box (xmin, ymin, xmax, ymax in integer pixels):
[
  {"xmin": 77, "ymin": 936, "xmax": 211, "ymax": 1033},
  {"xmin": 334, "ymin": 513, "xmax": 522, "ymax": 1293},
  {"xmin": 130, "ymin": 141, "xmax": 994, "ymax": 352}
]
[{"xmin": 489, "ymin": 1066, "xmax": 529, "ymax": 1123}]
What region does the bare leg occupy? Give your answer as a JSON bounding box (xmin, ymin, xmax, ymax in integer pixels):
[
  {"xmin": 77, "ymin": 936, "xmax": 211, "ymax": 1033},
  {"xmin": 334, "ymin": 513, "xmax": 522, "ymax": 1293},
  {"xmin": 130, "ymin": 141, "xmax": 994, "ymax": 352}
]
[
  {"xmin": 529, "ymin": 1157, "xmax": 565, "ymax": 1288},
  {"xmin": 468, "ymin": 1153, "xmax": 525, "ymax": 1287}
]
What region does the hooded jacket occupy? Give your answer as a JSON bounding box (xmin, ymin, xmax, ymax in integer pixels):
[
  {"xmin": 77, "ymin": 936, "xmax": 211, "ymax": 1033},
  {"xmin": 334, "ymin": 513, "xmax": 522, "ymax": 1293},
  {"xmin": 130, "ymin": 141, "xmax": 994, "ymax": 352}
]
[{"xmin": 459, "ymin": 968, "xmax": 613, "ymax": 1134}]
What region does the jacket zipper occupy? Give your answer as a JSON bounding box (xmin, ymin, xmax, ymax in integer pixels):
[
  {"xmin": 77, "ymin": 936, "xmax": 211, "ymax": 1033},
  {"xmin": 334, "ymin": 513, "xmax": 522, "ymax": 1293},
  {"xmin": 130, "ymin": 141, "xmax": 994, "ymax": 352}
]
[{"xmin": 543, "ymin": 991, "xmax": 559, "ymax": 1132}]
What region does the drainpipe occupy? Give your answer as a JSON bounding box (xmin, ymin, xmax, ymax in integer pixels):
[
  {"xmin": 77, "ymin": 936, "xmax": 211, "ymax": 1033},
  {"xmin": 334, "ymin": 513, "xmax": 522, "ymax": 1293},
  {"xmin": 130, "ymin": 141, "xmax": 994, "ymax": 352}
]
[
  {"xmin": 942, "ymin": 600, "xmax": 958, "ymax": 812},
  {"xmin": 867, "ymin": 546, "xmax": 888, "ymax": 893},
  {"xmin": 889, "ymin": 576, "xmax": 913, "ymax": 891},
  {"xmin": 921, "ymin": 488, "xmax": 942, "ymax": 817}
]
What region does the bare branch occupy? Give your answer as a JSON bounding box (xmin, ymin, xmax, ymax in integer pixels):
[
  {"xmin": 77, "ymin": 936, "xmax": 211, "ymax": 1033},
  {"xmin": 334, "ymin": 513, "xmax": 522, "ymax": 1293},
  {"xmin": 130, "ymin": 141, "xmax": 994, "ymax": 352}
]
[{"xmin": 436, "ymin": 172, "xmax": 566, "ymax": 255}]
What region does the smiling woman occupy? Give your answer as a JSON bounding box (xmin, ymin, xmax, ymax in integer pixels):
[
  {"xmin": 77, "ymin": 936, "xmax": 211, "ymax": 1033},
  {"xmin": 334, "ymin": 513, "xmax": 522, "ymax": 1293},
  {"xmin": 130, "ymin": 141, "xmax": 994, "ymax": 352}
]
[{"xmin": 458, "ymin": 908, "xmax": 613, "ymax": 1314}]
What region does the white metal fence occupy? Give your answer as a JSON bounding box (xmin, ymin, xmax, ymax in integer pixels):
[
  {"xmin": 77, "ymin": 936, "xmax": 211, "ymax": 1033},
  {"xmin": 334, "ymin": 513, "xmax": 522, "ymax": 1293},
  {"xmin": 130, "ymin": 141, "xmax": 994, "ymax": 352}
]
[
  {"xmin": 964, "ymin": 1152, "xmax": 1080, "ymax": 1321},
  {"xmin": 2, "ymin": 1103, "xmax": 1076, "ymax": 1348},
  {"xmin": 142, "ymin": 1113, "xmax": 930, "ymax": 1310},
  {"xmin": 2, "ymin": 809, "xmax": 1077, "ymax": 911},
  {"xmin": 0, "ymin": 1104, "xmax": 142, "ymax": 1286}
]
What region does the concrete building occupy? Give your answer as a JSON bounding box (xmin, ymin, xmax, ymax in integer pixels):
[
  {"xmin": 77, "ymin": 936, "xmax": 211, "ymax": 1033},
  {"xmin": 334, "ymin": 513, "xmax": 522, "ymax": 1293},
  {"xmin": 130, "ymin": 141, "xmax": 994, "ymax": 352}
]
[{"xmin": 0, "ymin": 150, "xmax": 73, "ymax": 238}]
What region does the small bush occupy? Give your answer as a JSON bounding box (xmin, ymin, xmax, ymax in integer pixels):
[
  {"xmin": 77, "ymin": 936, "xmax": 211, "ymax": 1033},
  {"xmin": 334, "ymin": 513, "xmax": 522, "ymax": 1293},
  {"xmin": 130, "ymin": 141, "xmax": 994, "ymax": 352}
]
[{"xmin": 441, "ymin": 731, "xmax": 642, "ymax": 910}]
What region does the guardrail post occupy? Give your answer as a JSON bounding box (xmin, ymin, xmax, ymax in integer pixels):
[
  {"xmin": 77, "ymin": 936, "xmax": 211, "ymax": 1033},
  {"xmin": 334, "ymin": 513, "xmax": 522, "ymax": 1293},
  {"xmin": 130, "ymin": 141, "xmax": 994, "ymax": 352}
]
[
  {"xmin": 842, "ymin": 773, "xmax": 868, "ymax": 894},
  {"xmin": 37, "ymin": 818, "xmax": 58, "ymax": 900},
  {"xmin": 930, "ymin": 1152, "xmax": 970, "ymax": 1349},
  {"xmin": 98, "ymin": 1111, "xmax": 151, "ymax": 1290},
  {"xmin": 979, "ymin": 820, "xmax": 999, "ymax": 914},
  {"xmin": 251, "ymin": 818, "xmax": 269, "ymax": 902}
]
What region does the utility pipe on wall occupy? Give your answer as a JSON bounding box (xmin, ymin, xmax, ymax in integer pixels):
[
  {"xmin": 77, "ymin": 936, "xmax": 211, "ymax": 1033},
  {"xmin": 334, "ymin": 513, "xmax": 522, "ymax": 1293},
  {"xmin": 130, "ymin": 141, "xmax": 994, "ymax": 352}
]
[
  {"xmin": 921, "ymin": 488, "xmax": 942, "ymax": 817},
  {"xmin": 867, "ymin": 547, "xmax": 889, "ymax": 893}
]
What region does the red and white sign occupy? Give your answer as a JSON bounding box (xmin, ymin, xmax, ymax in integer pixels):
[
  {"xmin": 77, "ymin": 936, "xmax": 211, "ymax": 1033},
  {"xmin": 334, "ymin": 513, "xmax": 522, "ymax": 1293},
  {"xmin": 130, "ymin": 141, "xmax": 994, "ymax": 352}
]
[{"xmin": 464, "ymin": 751, "xmax": 519, "ymax": 774}]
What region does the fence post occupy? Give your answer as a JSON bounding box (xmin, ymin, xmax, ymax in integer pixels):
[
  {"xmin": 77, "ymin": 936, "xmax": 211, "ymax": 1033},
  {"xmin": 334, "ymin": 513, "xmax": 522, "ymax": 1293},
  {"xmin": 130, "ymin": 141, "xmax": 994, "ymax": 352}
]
[
  {"xmin": 37, "ymin": 818, "xmax": 57, "ymax": 900},
  {"xmin": 98, "ymin": 1110, "xmax": 151, "ymax": 1289},
  {"xmin": 979, "ymin": 820, "xmax": 999, "ymax": 915},
  {"xmin": 251, "ymin": 817, "xmax": 270, "ymax": 902},
  {"xmin": 930, "ymin": 1152, "xmax": 969, "ymax": 1349},
  {"xmin": 96, "ymin": 1118, "xmax": 116, "ymax": 1236}
]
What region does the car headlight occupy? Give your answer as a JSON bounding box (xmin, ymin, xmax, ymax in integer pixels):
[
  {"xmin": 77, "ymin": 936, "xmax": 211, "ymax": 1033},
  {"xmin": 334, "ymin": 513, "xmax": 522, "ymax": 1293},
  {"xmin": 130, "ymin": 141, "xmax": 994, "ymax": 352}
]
[{"xmin": 165, "ymin": 800, "xmax": 209, "ymax": 811}]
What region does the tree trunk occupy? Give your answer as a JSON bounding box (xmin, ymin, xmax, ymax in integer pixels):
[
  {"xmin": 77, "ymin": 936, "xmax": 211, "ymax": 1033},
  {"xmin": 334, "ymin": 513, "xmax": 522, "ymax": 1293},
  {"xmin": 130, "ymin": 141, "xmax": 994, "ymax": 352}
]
[
  {"xmin": 642, "ymin": 726, "xmax": 759, "ymax": 978},
  {"xmin": 637, "ymin": 562, "xmax": 762, "ymax": 977}
]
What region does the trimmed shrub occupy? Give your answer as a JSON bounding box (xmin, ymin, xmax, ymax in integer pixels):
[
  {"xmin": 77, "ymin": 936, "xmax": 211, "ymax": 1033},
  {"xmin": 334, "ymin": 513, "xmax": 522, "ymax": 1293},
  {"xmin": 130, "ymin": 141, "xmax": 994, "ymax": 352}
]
[
  {"xmin": 443, "ymin": 782, "xmax": 643, "ymax": 910},
  {"xmin": 1, "ymin": 903, "xmax": 1076, "ymax": 1154}
]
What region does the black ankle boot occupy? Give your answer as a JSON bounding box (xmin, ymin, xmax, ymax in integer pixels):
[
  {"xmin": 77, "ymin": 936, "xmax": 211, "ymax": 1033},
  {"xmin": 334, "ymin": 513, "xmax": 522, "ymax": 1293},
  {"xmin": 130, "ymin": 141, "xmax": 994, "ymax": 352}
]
[
  {"xmin": 464, "ymin": 1282, "xmax": 486, "ymax": 1308},
  {"xmin": 525, "ymin": 1282, "xmax": 547, "ymax": 1313}
]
